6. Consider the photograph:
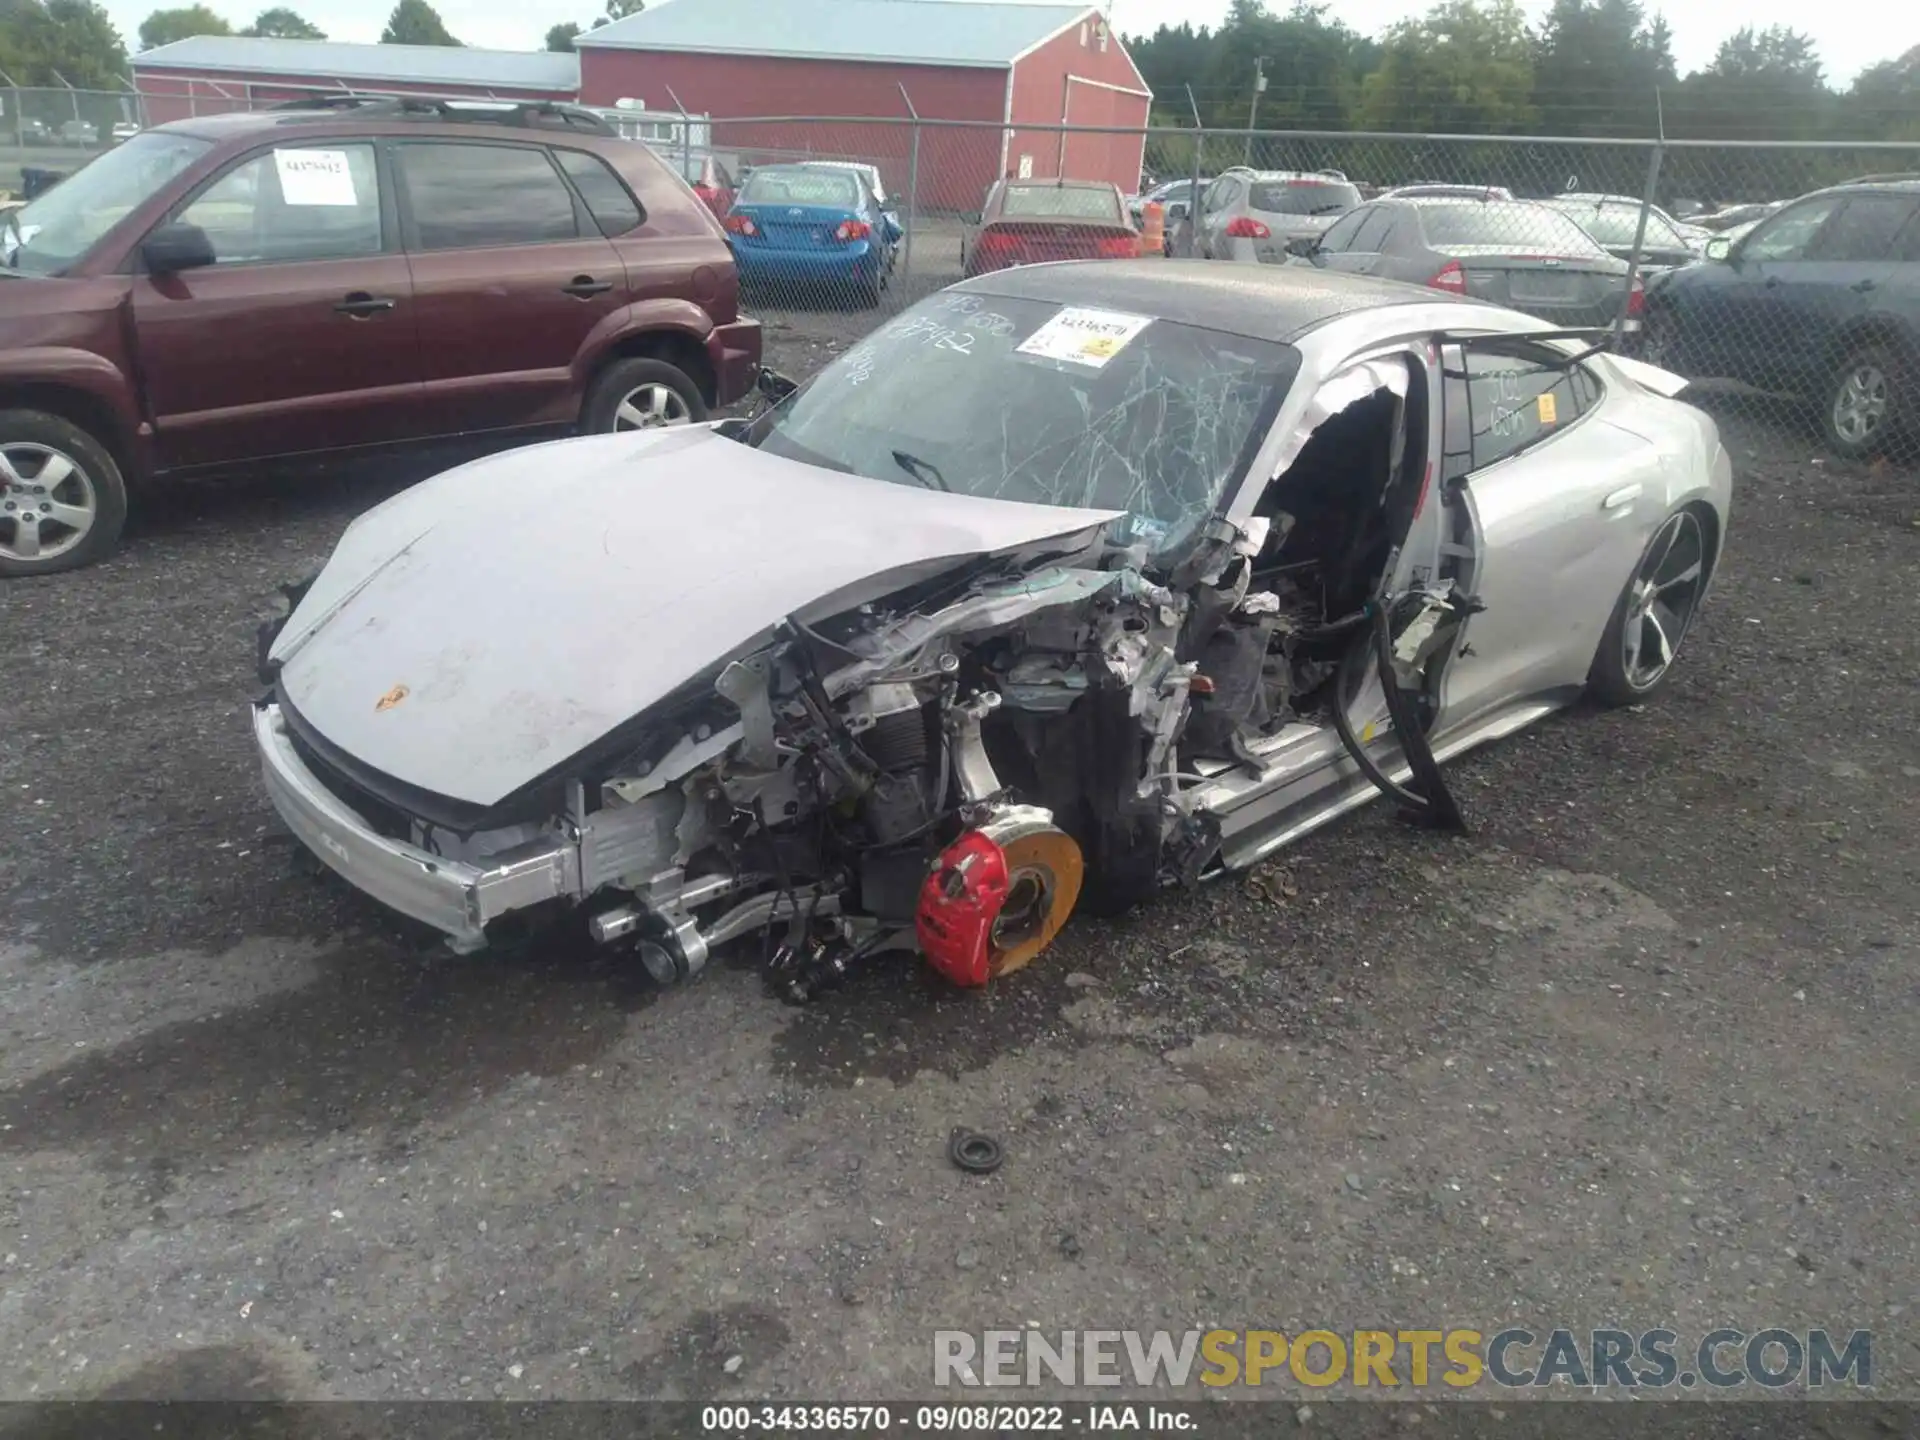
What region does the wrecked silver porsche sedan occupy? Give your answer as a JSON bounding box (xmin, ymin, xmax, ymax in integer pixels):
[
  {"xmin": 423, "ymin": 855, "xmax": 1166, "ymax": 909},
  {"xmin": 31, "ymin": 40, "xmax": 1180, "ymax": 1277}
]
[{"xmin": 254, "ymin": 262, "xmax": 1730, "ymax": 996}]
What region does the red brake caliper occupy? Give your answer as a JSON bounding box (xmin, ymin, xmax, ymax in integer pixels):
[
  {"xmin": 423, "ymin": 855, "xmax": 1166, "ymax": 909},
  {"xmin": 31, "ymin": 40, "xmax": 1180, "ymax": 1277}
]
[{"xmin": 914, "ymin": 830, "xmax": 1011, "ymax": 989}]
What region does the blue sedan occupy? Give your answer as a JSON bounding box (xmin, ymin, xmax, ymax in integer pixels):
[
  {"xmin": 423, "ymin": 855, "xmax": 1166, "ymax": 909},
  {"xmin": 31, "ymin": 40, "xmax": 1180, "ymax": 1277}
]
[{"xmin": 723, "ymin": 164, "xmax": 896, "ymax": 309}]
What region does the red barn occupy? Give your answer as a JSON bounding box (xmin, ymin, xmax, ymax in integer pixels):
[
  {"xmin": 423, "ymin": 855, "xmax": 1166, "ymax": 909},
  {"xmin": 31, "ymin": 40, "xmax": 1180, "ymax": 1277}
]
[
  {"xmin": 132, "ymin": 37, "xmax": 581, "ymax": 124},
  {"xmin": 575, "ymin": 0, "xmax": 1150, "ymax": 210}
]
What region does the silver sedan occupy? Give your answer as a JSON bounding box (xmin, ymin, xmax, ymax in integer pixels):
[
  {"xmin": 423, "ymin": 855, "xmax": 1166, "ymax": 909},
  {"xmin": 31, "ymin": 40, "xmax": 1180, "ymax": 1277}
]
[{"xmin": 254, "ymin": 262, "xmax": 1731, "ymax": 991}]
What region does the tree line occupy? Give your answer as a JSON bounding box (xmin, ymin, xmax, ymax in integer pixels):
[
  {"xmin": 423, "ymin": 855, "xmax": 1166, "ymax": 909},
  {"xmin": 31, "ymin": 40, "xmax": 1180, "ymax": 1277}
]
[
  {"xmin": 0, "ymin": 0, "xmax": 641, "ymax": 88},
  {"xmin": 133, "ymin": 0, "xmax": 455, "ymax": 49},
  {"xmin": 1131, "ymin": 0, "xmax": 1920, "ymax": 145},
  {"xmin": 133, "ymin": 0, "xmax": 646, "ymax": 58},
  {"xmin": 0, "ymin": 0, "xmax": 440, "ymax": 87}
]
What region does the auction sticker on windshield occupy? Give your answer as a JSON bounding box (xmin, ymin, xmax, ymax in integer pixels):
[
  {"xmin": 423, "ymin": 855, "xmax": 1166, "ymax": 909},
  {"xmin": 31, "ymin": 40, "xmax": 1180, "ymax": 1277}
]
[
  {"xmin": 274, "ymin": 149, "xmax": 357, "ymax": 207},
  {"xmin": 1016, "ymin": 307, "xmax": 1154, "ymax": 368}
]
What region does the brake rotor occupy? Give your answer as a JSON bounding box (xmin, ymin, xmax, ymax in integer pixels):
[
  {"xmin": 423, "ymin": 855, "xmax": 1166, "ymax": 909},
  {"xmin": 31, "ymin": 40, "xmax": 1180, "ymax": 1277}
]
[
  {"xmin": 916, "ymin": 807, "xmax": 1086, "ymax": 987},
  {"xmin": 986, "ymin": 823, "xmax": 1084, "ymax": 978}
]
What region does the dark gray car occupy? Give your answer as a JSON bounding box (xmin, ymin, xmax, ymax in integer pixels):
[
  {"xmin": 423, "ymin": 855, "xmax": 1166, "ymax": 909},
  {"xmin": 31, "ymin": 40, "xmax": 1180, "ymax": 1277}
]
[
  {"xmin": 1541, "ymin": 194, "xmax": 1703, "ymax": 272},
  {"xmin": 1301, "ymin": 197, "xmax": 1641, "ymax": 329}
]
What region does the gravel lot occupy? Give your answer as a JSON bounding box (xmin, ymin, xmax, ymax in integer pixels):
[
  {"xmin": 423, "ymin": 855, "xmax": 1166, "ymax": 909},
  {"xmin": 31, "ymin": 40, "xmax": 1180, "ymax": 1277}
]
[{"xmin": 0, "ymin": 319, "xmax": 1916, "ymax": 1416}]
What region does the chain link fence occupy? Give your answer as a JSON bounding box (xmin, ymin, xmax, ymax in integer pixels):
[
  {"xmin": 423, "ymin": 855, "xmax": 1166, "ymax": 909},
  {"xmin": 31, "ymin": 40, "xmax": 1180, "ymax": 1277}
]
[
  {"xmin": 697, "ymin": 116, "xmax": 1920, "ymax": 462},
  {"xmin": 0, "ymin": 87, "xmax": 143, "ymax": 198},
  {"xmin": 8, "ymin": 92, "xmax": 1916, "ymax": 460}
]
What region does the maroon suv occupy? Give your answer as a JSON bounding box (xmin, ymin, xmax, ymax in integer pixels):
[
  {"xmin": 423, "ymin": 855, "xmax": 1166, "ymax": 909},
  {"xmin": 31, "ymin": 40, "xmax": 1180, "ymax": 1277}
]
[{"xmin": 0, "ymin": 96, "xmax": 762, "ymax": 577}]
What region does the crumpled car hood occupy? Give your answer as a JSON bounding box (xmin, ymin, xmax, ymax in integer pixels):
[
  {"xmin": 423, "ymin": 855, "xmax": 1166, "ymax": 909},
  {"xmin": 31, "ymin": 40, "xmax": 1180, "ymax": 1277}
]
[{"xmin": 271, "ymin": 428, "xmax": 1119, "ymax": 809}]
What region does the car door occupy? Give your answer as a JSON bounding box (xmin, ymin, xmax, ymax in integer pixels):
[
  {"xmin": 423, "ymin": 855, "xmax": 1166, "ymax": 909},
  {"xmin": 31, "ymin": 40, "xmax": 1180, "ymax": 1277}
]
[
  {"xmin": 1306, "ymin": 204, "xmax": 1368, "ymax": 268},
  {"xmin": 1772, "ymin": 194, "xmax": 1918, "ymax": 390},
  {"xmin": 859, "ymin": 167, "xmax": 900, "ymax": 243},
  {"xmin": 554, "ymin": 146, "xmax": 680, "ymax": 317},
  {"xmin": 393, "ymin": 138, "xmax": 628, "ymax": 435},
  {"xmin": 1885, "ymin": 209, "xmax": 1920, "ymax": 332},
  {"xmin": 713, "ymin": 159, "xmax": 740, "ymax": 217},
  {"xmin": 1686, "ymin": 193, "xmax": 1846, "ymax": 383},
  {"xmin": 871, "ymin": 171, "xmax": 903, "ymax": 252},
  {"xmin": 1316, "ymin": 205, "xmax": 1398, "ymax": 276},
  {"xmin": 130, "ymin": 139, "xmax": 421, "ymax": 472},
  {"xmin": 1434, "ymin": 339, "xmax": 1657, "ymax": 730},
  {"xmin": 856, "ymin": 178, "xmax": 893, "ymax": 266}
]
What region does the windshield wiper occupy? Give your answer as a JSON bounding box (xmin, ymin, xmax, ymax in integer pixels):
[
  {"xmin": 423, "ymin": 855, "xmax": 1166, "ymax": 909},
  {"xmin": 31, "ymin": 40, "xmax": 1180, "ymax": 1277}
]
[{"xmin": 890, "ymin": 449, "xmax": 949, "ymax": 492}]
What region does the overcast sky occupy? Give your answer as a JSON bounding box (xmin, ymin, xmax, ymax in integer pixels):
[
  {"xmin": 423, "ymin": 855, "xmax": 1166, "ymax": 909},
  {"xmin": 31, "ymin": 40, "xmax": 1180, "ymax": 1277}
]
[{"xmin": 110, "ymin": 0, "xmax": 1906, "ymax": 88}]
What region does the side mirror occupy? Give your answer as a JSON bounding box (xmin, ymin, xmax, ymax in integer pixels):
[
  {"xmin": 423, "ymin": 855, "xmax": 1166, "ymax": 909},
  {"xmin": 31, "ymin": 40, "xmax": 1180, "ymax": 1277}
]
[
  {"xmin": 142, "ymin": 221, "xmax": 216, "ymax": 275},
  {"xmin": 1704, "ymin": 235, "xmax": 1733, "ymax": 263},
  {"xmin": 756, "ymin": 366, "xmax": 798, "ymax": 404},
  {"xmin": 1285, "ymin": 235, "xmax": 1320, "ymax": 257},
  {"xmin": 1166, "ymin": 200, "xmax": 1189, "ymax": 221},
  {"xmin": 960, "ymin": 211, "xmax": 982, "ymax": 226},
  {"xmin": 883, "ymin": 212, "xmax": 903, "ymax": 244}
]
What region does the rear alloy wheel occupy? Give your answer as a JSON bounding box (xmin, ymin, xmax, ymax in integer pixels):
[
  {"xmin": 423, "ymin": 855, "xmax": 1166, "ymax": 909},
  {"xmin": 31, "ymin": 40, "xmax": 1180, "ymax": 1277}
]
[
  {"xmin": 0, "ymin": 410, "xmax": 128, "ymax": 579},
  {"xmin": 1822, "ymin": 346, "xmax": 1902, "ymax": 459},
  {"xmin": 582, "ymin": 357, "xmax": 708, "ymax": 435},
  {"xmin": 1588, "ymin": 507, "xmax": 1708, "ymax": 706},
  {"xmin": 614, "ymin": 384, "xmax": 692, "ymax": 430}
]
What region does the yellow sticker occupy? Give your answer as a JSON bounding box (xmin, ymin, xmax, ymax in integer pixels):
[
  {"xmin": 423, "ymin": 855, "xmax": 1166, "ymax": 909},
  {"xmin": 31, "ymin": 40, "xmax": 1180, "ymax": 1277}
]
[
  {"xmin": 1537, "ymin": 391, "xmax": 1559, "ymax": 425},
  {"xmin": 1361, "ymin": 721, "xmax": 1376, "ymax": 744}
]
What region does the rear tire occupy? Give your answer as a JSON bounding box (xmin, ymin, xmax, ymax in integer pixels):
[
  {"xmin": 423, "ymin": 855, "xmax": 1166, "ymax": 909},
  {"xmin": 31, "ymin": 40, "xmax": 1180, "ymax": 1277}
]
[
  {"xmin": 1074, "ymin": 812, "xmax": 1160, "ymax": 919},
  {"xmin": 0, "ymin": 409, "xmax": 128, "ymax": 579},
  {"xmin": 581, "ymin": 357, "xmax": 708, "ymax": 434},
  {"xmin": 1821, "ymin": 344, "xmax": 1906, "ymax": 460},
  {"xmin": 1588, "ymin": 506, "xmax": 1710, "ymax": 707}
]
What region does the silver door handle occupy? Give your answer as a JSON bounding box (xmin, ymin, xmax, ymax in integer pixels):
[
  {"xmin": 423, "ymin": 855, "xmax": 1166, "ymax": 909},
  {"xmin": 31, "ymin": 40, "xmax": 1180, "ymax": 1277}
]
[{"xmin": 1602, "ymin": 485, "xmax": 1642, "ymax": 511}]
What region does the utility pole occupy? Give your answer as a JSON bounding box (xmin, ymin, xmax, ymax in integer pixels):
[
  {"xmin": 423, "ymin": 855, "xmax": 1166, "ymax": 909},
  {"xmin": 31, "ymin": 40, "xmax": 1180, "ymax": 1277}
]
[
  {"xmin": 1244, "ymin": 56, "xmax": 1267, "ymax": 165},
  {"xmin": 1184, "ymin": 83, "xmax": 1203, "ymax": 259}
]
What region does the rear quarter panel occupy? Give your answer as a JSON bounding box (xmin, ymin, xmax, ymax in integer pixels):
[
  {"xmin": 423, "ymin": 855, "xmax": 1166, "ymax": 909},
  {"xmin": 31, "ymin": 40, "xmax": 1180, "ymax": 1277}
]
[{"xmin": 608, "ymin": 143, "xmax": 741, "ymax": 327}]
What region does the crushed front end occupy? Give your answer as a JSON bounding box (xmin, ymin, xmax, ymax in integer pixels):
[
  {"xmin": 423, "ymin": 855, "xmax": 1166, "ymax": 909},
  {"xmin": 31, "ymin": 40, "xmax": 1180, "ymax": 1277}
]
[{"xmin": 253, "ymin": 546, "xmax": 1208, "ymax": 989}]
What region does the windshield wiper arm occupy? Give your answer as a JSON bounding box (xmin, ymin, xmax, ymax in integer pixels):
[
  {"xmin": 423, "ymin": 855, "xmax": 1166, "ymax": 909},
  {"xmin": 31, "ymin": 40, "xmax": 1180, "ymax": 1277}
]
[{"xmin": 891, "ymin": 449, "xmax": 949, "ymax": 492}]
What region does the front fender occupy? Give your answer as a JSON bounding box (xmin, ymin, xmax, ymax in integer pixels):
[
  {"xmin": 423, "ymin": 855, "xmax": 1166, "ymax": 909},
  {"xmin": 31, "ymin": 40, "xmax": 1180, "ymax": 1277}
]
[{"xmin": 0, "ymin": 345, "xmax": 148, "ymax": 474}]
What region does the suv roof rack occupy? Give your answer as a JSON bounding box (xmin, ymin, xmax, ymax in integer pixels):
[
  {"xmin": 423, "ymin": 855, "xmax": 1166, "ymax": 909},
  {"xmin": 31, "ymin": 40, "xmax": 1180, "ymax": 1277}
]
[
  {"xmin": 269, "ymin": 94, "xmax": 617, "ymax": 136},
  {"xmin": 1839, "ymin": 171, "xmax": 1920, "ymax": 186}
]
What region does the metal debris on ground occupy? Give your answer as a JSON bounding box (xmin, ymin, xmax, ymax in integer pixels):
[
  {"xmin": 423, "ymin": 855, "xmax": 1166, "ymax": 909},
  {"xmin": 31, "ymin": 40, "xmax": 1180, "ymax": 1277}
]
[
  {"xmin": 1247, "ymin": 866, "xmax": 1301, "ymax": 904},
  {"xmin": 948, "ymin": 1129, "xmax": 1004, "ymax": 1175}
]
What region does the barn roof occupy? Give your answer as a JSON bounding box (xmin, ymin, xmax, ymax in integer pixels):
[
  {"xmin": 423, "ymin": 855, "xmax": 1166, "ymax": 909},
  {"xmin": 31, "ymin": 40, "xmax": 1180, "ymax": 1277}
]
[
  {"xmin": 575, "ymin": 0, "xmax": 1096, "ymax": 68},
  {"xmin": 130, "ymin": 36, "xmax": 582, "ymax": 94}
]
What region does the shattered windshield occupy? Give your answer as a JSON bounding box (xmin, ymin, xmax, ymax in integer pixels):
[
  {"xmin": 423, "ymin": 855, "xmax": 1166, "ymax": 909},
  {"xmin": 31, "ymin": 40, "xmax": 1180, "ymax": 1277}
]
[{"xmin": 750, "ymin": 292, "xmax": 1300, "ymax": 555}]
